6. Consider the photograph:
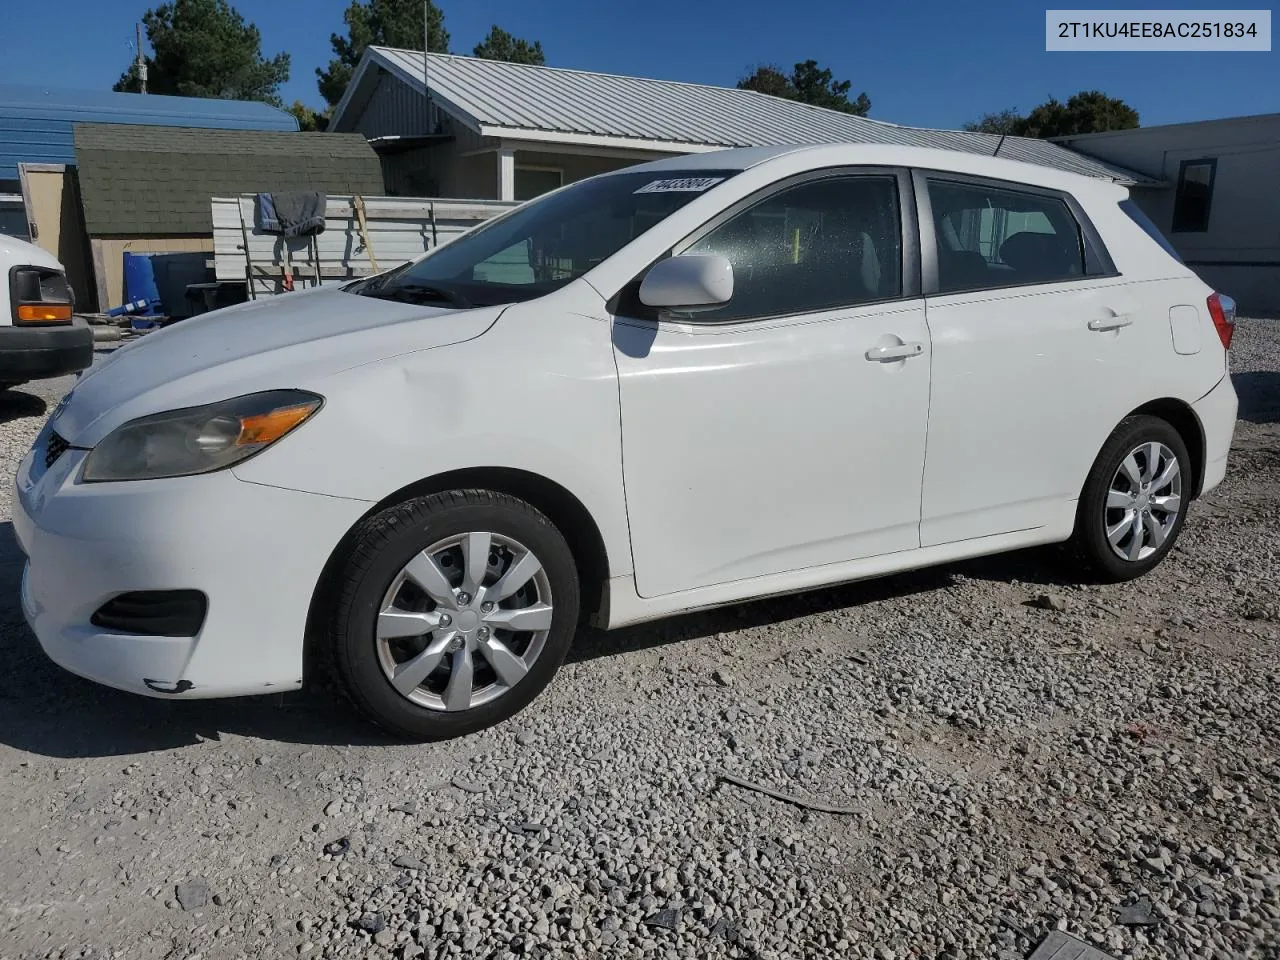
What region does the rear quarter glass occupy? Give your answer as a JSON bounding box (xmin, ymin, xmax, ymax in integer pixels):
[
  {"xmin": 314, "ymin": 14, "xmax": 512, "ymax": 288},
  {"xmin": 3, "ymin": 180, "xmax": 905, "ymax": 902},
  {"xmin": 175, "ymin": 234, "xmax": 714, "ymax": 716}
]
[{"xmin": 1118, "ymin": 199, "xmax": 1183, "ymax": 263}]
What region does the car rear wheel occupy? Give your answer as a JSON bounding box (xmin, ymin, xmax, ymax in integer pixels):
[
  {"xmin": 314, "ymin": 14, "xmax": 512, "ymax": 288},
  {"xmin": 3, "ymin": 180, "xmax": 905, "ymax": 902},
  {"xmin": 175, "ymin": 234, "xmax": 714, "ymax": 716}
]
[
  {"xmin": 1070, "ymin": 415, "xmax": 1192, "ymax": 582},
  {"xmin": 329, "ymin": 490, "xmax": 580, "ymax": 740}
]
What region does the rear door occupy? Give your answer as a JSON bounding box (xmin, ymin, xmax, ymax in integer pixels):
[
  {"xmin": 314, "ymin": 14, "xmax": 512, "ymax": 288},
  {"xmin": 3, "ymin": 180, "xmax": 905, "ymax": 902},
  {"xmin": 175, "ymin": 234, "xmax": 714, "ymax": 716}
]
[
  {"xmin": 613, "ymin": 168, "xmax": 933, "ymax": 597},
  {"xmin": 915, "ymin": 171, "xmax": 1161, "ymax": 546}
]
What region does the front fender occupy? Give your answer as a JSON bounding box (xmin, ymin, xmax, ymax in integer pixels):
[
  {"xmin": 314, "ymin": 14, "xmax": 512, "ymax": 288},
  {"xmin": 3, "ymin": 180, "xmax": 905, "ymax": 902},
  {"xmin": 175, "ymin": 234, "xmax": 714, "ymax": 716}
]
[{"xmin": 232, "ymin": 297, "xmax": 632, "ymax": 577}]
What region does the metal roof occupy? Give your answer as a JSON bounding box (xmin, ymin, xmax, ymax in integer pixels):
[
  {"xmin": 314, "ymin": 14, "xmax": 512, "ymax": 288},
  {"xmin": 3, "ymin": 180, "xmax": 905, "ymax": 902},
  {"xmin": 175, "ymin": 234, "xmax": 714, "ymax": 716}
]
[
  {"xmin": 0, "ymin": 84, "xmax": 297, "ymax": 180},
  {"xmin": 332, "ymin": 49, "xmax": 1158, "ymax": 185}
]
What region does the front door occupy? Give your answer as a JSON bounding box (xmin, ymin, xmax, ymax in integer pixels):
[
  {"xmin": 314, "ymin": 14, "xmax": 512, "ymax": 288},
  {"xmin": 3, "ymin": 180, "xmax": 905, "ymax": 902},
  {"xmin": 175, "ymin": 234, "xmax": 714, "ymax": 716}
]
[{"xmin": 612, "ymin": 170, "xmax": 932, "ymax": 598}]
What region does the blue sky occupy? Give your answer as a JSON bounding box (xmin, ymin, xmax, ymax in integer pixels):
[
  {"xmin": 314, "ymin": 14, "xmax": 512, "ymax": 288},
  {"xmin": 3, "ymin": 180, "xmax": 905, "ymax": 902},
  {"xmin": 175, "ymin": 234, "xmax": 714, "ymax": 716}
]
[{"xmin": 4, "ymin": 0, "xmax": 1277, "ymax": 127}]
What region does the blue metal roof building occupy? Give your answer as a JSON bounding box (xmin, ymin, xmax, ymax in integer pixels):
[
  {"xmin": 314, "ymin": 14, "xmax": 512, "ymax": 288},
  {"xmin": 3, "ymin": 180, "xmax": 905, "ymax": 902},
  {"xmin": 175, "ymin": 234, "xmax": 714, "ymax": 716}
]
[{"xmin": 0, "ymin": 85, "xmax": 298, "ymax": 180}]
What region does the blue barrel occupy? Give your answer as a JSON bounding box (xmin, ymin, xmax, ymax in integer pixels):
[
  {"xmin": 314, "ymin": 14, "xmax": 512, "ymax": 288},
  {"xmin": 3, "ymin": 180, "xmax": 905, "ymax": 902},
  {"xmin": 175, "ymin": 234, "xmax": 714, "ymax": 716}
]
[{"xmin": 122, "ymin": 253, "xmax": 164, "ymax": 317}]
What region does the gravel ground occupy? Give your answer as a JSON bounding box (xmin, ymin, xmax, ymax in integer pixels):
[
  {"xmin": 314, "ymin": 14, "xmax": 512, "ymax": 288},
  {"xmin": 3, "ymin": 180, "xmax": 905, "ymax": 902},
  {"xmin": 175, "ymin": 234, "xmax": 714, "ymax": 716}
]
[{"xmin": 0, "ymin": 322, "xmax": 1277, "ymax": 960}]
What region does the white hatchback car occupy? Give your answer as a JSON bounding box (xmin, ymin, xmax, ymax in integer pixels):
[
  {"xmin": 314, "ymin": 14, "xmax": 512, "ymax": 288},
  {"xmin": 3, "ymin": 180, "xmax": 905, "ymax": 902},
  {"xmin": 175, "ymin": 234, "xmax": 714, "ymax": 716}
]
[{"xmin": 14, "ymin": 144, "xmax": 1238, "ymax": 740}]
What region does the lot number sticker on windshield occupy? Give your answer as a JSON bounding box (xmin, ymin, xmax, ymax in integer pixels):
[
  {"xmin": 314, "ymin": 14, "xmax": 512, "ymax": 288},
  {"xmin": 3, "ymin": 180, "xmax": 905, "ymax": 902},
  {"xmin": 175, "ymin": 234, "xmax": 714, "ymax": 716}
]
[{"xmin": 634, "ymin": 177, "xmax": 725, "ymax": 194}]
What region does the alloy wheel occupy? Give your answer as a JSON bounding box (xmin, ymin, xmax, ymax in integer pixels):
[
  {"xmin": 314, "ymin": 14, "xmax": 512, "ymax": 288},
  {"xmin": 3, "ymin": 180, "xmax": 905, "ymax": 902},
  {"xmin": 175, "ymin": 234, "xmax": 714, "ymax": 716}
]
[
  {"xmin": 1103, "ymin": 441, "xmax": 1182, "ymax": 562},
  {"xmin": 374, "ymin": 531, "xmax": 554, "ymax": 711}
]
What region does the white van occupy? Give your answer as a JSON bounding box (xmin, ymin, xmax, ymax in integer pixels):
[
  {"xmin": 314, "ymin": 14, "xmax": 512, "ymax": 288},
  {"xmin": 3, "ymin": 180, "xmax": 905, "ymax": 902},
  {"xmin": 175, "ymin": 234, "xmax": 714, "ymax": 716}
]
[{"xmin": 0, "ymin": 234, "xmax": 94, "ymax": 389}]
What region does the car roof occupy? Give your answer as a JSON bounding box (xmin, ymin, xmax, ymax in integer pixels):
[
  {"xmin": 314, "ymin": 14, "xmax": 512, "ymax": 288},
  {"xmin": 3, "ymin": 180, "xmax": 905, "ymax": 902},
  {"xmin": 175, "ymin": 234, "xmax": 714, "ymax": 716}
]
[{"xmin": 616, "ymin": 143, "xmax": 1128, "ymax": 198}]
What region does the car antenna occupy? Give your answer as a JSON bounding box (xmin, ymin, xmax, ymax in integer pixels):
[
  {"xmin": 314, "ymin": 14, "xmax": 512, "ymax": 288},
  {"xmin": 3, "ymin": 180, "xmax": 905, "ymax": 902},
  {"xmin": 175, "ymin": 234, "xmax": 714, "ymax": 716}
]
[{"xmin": 993, "ymin": 133, "xmax": 1007, "ymax": 157}]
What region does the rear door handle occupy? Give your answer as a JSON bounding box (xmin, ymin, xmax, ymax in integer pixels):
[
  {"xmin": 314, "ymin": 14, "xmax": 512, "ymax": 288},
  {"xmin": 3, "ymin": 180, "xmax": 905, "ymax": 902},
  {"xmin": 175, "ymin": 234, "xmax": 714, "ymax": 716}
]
[
  {"xmin": 865, "ymin": 342, "xmax": 924, "ymax": 362},
  {"xmin": 1088, "ymin": 314, "xmax": 1133, "ymax": 332}
]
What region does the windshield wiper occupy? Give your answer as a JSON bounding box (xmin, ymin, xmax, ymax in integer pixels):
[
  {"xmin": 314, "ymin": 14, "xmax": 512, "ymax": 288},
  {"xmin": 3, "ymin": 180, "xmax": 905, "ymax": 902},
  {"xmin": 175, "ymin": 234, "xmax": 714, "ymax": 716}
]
[{"xmin": 366, "ymin": 282, "xmax": 473, "ymax": 309}]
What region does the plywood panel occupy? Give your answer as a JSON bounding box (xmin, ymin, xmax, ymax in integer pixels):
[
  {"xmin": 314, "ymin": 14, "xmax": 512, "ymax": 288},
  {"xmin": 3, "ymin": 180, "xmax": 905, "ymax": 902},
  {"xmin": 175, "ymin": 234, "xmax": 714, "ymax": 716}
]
[
  {"xmin": 21, "ymin": 167, "xmax": 64, "ymax": 257},
  {"xmin": 19, "ymin": 164, "xmax": 95, "ymax": 309}
]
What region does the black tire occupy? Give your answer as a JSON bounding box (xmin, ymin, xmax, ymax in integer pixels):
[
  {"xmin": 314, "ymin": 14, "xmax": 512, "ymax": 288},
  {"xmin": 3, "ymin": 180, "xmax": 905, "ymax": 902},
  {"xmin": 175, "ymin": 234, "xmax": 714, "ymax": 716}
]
[
  {"xmin": 329, "ymin": 490, "xmax": 580, "ymax": 741},
  {"xmin": 1069, "ymin": 415, "xmax": 1192, "ymax": 582}
]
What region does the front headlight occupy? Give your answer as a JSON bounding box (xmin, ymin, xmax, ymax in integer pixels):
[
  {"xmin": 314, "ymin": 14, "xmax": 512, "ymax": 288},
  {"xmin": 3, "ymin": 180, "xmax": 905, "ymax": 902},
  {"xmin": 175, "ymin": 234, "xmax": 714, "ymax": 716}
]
[{"xmin": 81, "ymin": 390, "xmax": 323, "ymax": 482}]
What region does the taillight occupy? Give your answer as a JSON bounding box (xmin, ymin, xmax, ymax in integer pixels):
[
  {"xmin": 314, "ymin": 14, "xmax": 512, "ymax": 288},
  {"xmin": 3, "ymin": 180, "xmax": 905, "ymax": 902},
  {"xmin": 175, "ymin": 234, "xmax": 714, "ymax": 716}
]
[{"xmin": 1207, "ymin": 292, "xmax": 1235, "ymax": 350}]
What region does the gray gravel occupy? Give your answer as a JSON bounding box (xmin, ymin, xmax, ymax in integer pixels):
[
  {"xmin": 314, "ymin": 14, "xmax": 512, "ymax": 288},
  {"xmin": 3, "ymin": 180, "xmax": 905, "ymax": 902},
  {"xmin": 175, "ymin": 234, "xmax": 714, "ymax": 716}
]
[{"xmin": 1, "ymin": 322, "xmax": 1278, "ymax": 960}]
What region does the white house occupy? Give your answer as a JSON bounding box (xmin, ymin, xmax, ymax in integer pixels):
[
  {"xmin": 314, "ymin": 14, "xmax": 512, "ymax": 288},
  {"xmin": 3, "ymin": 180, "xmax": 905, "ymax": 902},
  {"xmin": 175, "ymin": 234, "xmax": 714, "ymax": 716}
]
[
  {"xmin": 328, "ymin": 49, "xmax": 1153, "ymax": 203},
  {"xmin": 328, "ymin": 50, "xmax": 1280, "ymax": 313},
  {"xmin": 1058, "ymin": 114, "xmax": 1280, "ymax": 314}
]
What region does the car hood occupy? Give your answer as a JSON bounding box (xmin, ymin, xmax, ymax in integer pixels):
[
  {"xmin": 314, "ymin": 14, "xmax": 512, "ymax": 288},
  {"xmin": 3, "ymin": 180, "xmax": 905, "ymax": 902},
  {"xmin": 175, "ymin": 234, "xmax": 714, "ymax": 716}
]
[{"xmin": 53, "ymin": 287, "xmax": 504, "ymax": 446}]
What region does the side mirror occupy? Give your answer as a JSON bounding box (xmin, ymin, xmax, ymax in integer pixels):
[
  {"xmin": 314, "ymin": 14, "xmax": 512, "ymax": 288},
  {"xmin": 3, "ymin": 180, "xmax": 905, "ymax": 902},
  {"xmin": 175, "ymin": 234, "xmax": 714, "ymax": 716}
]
[{"xmin": 638, "ymin": 254, "xmax": 733, "ymax": 311}]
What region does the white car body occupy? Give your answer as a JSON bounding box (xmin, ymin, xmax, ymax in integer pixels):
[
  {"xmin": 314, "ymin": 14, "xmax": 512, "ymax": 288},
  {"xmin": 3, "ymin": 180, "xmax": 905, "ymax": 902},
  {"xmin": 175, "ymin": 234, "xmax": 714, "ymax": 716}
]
[{"xmin": 13, "ymin": 143, "xmax": 1238, "ymax": 704}]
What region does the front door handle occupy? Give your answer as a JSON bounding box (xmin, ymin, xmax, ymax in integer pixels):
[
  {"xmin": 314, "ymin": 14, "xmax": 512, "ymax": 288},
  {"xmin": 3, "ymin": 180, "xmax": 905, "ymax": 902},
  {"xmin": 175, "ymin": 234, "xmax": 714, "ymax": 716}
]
[
  {"xmin": 1088, "ymin": 314, "xmax": 1133, "ymax": 332},
  {"xmin": 866, "ymin": 342, "xmax": 924, "ymax": 362}
]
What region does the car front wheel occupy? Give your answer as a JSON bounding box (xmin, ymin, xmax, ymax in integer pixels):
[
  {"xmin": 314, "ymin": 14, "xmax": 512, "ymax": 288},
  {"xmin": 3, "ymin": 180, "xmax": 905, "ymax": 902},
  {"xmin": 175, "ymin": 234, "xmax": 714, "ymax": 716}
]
[
  {"xmin": 329, "ymin": 490, "xmax": 580, "ymax": 740},
  {"xmin": 1071, "ymin": 414, "xmax": 1192, "ymax": 582}
]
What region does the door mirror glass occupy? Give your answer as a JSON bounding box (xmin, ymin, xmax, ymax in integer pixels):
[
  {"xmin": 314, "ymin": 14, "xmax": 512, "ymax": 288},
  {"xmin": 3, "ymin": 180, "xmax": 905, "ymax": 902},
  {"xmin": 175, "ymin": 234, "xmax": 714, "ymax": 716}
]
[{"xmin": 638, "ymin": 254, "xmax": 734, "ymax": 310}]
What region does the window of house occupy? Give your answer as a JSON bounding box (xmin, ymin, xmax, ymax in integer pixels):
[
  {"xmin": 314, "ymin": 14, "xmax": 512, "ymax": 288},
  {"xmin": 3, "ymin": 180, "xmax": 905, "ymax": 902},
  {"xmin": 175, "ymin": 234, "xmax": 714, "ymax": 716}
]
[
  {"xmin": 514, "ymin": 167, "xmax": 563, "ymax": 202},
  {"xmin": 679, "ymin": 175, "xmax": 903, "ymax": 322},
  {"xmin": 927, "ymin": 178, "xmax": 1087, "ymax": 293},
  {"xmin": 1171, "ymin": 158, "xmax": 1216, "ymax": 233}
]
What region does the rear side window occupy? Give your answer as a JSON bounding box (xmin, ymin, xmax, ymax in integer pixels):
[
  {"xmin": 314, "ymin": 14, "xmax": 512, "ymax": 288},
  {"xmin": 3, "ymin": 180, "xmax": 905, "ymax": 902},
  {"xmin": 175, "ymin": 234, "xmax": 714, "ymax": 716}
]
[
  {"xmin": 1119, "ymin": 198, "xmax": 1183, "ymax": 262},
  {"xmin": 681, "ymin": 175, "xmax": 903, "ymax": 321},
  {"xmin": 926, "ymin": 178, "xmax": 1088, "ymax": 294}
]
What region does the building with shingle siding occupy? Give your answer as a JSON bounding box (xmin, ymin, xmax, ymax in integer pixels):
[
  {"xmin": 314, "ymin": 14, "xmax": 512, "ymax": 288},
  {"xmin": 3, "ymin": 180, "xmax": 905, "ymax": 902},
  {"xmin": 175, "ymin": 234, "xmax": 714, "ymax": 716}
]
[
  {"xmin": 74, "ymin": 124, "xmax": 384, "ymax": 235},
  {"xmin": 68, "ymin": 124, "xmax": 383, "ymax": 309}
]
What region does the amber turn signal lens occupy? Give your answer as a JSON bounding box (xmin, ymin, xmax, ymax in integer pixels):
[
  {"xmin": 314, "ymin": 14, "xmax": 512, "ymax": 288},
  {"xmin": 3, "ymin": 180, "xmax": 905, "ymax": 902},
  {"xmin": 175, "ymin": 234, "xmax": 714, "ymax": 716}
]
[
  {"xmin": 17, "ymin": 304, "xmax": 73, "ymax": 322},
  {"xmin": 236, "ymin": 403, "xmax": 319, "ymax": 446}
]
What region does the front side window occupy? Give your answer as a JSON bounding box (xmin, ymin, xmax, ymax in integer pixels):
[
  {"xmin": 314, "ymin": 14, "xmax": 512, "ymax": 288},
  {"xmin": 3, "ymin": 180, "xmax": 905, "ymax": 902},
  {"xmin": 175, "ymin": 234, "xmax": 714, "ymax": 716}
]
[
  {"xmin": 1171, "ymin": 158, "xmax": 1216, "ymax": 233},
  {"xmin": 352, "ymin": 169, "xmax": 740, "ymax": 308},
  {"xmin": 679, "ymin": 175, "xmax": 903, "ymax": 322},
  {"xmin": 927, "ymin": 178, "xmax": 1086, "ymax": 294}
]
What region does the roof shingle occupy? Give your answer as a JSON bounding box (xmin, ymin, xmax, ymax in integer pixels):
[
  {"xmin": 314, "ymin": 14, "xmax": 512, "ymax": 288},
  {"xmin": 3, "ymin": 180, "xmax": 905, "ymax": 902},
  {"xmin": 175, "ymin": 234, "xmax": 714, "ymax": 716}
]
[{"xmin": 74, "ymin": 124, "xmax": 385, "ymax": 235}]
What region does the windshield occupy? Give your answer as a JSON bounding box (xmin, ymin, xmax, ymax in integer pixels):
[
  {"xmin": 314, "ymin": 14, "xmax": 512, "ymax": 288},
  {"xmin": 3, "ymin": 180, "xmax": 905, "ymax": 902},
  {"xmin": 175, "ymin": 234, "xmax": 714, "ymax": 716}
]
[{"xmin": 351, "ymin": 170, "xmax": 740, "ymax": 308}]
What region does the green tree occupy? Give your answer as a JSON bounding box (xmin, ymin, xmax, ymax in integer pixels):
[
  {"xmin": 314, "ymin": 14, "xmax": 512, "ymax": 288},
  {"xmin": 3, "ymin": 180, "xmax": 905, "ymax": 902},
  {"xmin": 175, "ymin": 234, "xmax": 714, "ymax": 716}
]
[
  {"xmin": 1021, "ymin": 90, "xmax": 1139, "ymax": 137},
  {"xmin": 114, "ymin": 0, "xmax": 290, "ymax": 105},
  {"xmin": 288, "ymin": 101, "xmax": 328, "ymax": 131},
  {"xmin": 318, "ymin": 0, "xmax": 449, "ymax": 108},
  {"xmin": 736, "ymin": 64, "xmax": 793, "ymax": 99},
  {"xmin": 962, "ymin": 108, "xmax": 1024, "ymax": 135},
  {"xmin": 473, "ymin": 25, "xmax": 545, "ymax": 65},
  {"xmin": 738, "ymin": 59, "xmax": 870, "ymax": 116},
  {"xmin": 963, "ymin": 91, "xmax": 1139, "ymax": 139}
]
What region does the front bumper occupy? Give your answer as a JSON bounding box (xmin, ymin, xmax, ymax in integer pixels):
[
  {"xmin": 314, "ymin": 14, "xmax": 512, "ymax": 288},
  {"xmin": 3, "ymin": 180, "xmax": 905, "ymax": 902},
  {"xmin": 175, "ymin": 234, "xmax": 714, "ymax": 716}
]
[
  {"xmin": 14, "ymin": 431, "xmax": 368, "ymax": 698},
  {"xmin": 0, "ymin": 319, "xmax": 94, "ymax": 382}
]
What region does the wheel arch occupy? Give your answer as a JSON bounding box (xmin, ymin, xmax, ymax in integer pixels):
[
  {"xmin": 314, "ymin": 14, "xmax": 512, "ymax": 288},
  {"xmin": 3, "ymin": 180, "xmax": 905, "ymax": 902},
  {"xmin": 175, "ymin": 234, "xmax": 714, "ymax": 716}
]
[
  {"xmin": 1126, "ymin": 398, "xmax": 1207, "ymax": 499},
  {"xmin": 302, "ymin": 467, "xmax": 612, "ymax": 687}
]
